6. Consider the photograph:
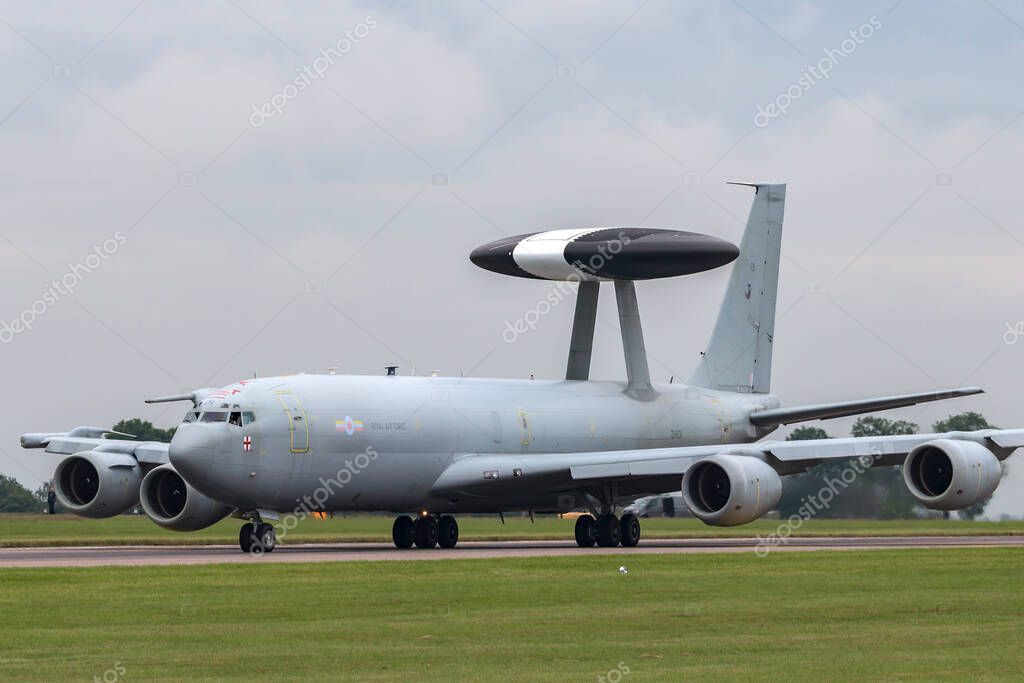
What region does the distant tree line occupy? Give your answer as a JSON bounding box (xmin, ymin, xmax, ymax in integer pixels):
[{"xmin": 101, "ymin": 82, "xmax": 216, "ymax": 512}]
[{"xmin": 108, "ymin": 418, "xmax": 176, "ymax": 442}]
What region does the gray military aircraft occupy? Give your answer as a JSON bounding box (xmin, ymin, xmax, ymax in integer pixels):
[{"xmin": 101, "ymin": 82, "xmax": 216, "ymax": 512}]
[{"xmin": 21, "ymin": 183, "xmax": 1024, "ymax": 553}]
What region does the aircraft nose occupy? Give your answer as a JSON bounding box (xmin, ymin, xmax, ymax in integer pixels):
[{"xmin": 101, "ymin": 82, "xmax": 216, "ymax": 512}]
[{"xmin": 168, "ymin": 426, "xmax": 217, "ymax": 481}]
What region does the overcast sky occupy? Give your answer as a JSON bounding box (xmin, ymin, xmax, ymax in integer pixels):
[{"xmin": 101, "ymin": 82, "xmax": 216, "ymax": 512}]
[{"xmin": 2, "ymin": 1, "xmax": 1023, "ymax": 515}]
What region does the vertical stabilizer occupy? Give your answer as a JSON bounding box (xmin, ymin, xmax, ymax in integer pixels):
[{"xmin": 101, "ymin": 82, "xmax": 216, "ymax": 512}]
[{"xmin": 688, "ymin": 183, "xmax": 785, "ymax": 393}]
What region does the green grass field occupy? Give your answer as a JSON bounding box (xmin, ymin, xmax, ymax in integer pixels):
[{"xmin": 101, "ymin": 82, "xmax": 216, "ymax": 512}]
[
  {"xmin": 0, "ymin": 548, "xmax": 1021, "ymax": 681},
  {"xmin": 1, "ymin": 513, "xmax": 1022, "ymax": 547}
]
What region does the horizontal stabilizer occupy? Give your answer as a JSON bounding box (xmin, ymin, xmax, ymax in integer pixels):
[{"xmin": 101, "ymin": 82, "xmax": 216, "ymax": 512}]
[{"xmin": 749, "ymin": 387, "xmax": 984, "ymax": 428}]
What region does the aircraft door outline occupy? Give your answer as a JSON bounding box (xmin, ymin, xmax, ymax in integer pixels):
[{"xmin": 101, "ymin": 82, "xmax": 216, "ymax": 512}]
[
  {"xmin": 274, "ymin": 390, "xmax": 310, "ymax": 453},
  {"xmin": 518, "ymin": 408, "xmax": 532, "ymax": 453}
]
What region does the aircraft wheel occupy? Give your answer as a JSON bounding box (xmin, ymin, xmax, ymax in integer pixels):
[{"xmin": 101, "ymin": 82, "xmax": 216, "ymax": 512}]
[
  {"xmin": 620, "ymin": 513, "xmax": 641, "ymax": 547},
  {"xmin": 414, "ymin": 516, "xmax": 439, "ymax": 549},
  {"xmin": 252, "ymin": 522, "xmax": 276, "ymax": 554},
  {"xmin": 392, "ymin": 516, "xmax": 415, "ymax": 549},
  {"xmin": 239, "ymin": 523, "xmax": 254, "ymax": 553},
  {"xmin": 574, "ymin": 514, "xmax": 596, "ymax": 547},
  {"xmin": 595, "ymin": 514, "xmax": 621, "ymax": 547},
  {"xmin": 438, "ymin": 515, "xmax": 459, "ymax": 548}
]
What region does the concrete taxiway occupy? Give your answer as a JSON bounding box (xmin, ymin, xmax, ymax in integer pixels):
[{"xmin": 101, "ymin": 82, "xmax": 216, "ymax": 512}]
[{"xmin": 0, "ymin": 535, "xmax": 1021, "ymax": 568}]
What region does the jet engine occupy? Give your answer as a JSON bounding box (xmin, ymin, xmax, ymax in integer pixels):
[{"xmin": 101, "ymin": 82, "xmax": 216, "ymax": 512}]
[
  {"xmin": 682, "ymin": 454, "xmax": 782, "ymax": 526},
  {"xmin": 903, "ymin": 439, "xmax": 1002, "ymax": 510},
  {"xmin": 54, "ymin": 451, "xmax": 141, "ymax": 518},
  {"xmin": 139, "ymin": 464, "xmax": 233, "ymax": 531}
]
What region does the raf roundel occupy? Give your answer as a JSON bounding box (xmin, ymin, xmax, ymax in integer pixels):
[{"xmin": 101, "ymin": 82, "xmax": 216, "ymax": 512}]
[
  {"xmin": 336, "ymin": 417, "xmax": 364, "ymax": 436},
  {"xmin": 469, "ymin": 227, "xmax": 740, "ymax": 281}
]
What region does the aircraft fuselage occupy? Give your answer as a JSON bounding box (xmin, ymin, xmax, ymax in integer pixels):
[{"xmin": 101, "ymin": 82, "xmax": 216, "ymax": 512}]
[{"xmin": 169, "ymin": 375, "xmax": 779, "ymax": 515}]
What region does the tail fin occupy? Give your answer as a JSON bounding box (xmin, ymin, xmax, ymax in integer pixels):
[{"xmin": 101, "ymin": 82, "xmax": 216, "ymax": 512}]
[{"xmin": 688, "ymin": 183, "xmax": 785, "ymax": 394}]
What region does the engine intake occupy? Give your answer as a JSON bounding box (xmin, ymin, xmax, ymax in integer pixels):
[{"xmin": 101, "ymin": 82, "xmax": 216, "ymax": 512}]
[
  {"xmin": 140, "ymin": 464, "xmax": 233, "ymax": 531},
  {"xmin": 682, "ymin": 454, "xmax": 782, "ymax": 526},
  {"xmin": 54, "ymin": 451, "xmax": 141, "ymax": 518},
  {"xmin": 903, "ymin": 439, "xmax": 1001, "ymax": 510}
]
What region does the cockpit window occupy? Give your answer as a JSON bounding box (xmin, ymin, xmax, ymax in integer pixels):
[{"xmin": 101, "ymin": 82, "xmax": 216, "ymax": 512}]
[
  {"xmin": 242, "ymin": 411, "xmax": 256, "ymax": 426},
  {"xmin": 183, "ymin": 410, "xmax": 200, "ymax": 423},
  {"xmin": 200, "ymin": 411, "xmax": 228, "ymax": 423},
  {"xmin": 228, "ymin": 411, "xmax": 242, "ymax": 427}
]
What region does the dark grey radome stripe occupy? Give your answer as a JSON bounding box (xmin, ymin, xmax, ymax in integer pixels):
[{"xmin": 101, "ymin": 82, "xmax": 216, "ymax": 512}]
[{"xmin": 565, "ymin": 228, "xmax": 739, "ymax": 280}]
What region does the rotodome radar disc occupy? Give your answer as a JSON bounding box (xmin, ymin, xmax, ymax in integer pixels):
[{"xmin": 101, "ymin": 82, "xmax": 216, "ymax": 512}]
[{"xmin": 469, "ymin": 227, "xmax": 739, "ymax": 281}]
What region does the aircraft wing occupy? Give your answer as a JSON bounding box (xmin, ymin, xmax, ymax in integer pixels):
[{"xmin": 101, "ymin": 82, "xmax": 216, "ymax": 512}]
[
  {"xmin": 20, "ymin": 428, "xmax": 169, "ymax": 466},
  {"xmin": 748, "ymin": 387, "xmax": 984, "ymax": 427},
  {"xmin": 430, "ymin": 429, "xmax": 1024, "ymax": 500}
]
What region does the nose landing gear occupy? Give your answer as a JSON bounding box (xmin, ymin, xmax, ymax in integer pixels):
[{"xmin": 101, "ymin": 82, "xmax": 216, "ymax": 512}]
[{"xmin": 239, "ymin": 514, "xmax": 277, "ymax": 554}]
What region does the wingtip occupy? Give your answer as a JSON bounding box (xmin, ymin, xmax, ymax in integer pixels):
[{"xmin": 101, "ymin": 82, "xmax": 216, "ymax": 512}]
[{"xmin": 946, "ymin": 386, "xmax": 984, "ymax": 395}]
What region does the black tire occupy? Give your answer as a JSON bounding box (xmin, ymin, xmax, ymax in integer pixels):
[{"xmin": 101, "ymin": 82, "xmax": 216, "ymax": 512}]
[
  {"xmin": 574, "ymin": 514, "xmax": 596, "ymax": 547},
  {"xmin": 414, "ymin": 516, "xmax": 439, "ymax": 549},
  {"xmin": 252, "ymin": 522, "xmax": 276, "ymax": 554},
  {"xmin": 596, "ymin": 514, "xmax": 621, "ymax": 547},
  {"xmin": 239, "ymin": 524, "xmax": 254, "ymax": 553},
  {"xmin": 392, "ymin": 516, "xmax": 415, "ymax": 549},
  {"xmin": 438, "ymin": 515, "xmax": 459, "ymax": 548},
  {"xmin": 620, "ymin": 513, "xmax": 641, "ymax": 547}
]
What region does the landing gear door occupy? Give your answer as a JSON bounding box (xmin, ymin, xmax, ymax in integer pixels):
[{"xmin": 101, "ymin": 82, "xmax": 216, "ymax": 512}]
[{"xmin": 274, "ymin": 390, "xmax": 310, "ymax": 453}]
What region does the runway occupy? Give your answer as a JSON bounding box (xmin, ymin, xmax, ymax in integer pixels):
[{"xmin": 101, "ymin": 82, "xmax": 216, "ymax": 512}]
[{"xmin": 1, "ymin": 535, "xmax": 1022, "ymax": 567}]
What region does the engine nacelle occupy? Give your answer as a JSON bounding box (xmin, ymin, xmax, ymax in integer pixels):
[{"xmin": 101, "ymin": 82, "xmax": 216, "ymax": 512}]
[
  {"xmin": 139, "ymin": 464, "xmax": 233, "ymax": 531},
  {"xmin": 682, "ymin": 454, "xmax": 782, "ymax": 526},
  {"xmin": 903, "ymin": 439, "xmax": 1002, "ymax": 511},
  {"xmin": 54, "ymin": 451, "xmax": 141, "ymax": 518}
]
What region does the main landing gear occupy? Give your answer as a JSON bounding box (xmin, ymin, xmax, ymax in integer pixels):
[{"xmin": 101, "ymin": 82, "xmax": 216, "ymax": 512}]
[
  {"xmin": 574, "ymin": 513, "xmax": 641, "ymax": 548},
  {"xmin": 239, "ymin": 517, "xmax": 277, "ymax": 554},
  {"xmin": 392, "ymin": 514, "xmax": 459, "ymax": 549}
]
